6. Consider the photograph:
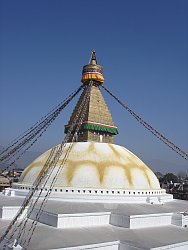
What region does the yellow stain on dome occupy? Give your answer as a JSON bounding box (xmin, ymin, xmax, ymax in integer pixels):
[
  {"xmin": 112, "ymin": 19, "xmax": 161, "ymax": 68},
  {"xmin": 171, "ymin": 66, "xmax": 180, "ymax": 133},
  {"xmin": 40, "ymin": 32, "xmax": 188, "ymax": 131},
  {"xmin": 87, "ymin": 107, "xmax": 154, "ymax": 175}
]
[
  {"xmin": 143, "ymin": 168, "xmax": 151, "ymax": 187},
  {"xmin": 19, "ymin": 142, "xmax": 160, "ymax": 190},
  {"xmin": 66, "ymin": 160, "xmax": 151, "ymax": 189}
]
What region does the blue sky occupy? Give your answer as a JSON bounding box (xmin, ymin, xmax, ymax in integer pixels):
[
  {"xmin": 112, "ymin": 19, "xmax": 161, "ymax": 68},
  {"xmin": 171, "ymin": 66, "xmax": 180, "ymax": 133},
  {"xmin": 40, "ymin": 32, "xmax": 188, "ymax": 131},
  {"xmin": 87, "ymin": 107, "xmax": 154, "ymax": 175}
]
[{"xmin": 0, "ymin": 0, "xmax": 188, "ymax": 173}]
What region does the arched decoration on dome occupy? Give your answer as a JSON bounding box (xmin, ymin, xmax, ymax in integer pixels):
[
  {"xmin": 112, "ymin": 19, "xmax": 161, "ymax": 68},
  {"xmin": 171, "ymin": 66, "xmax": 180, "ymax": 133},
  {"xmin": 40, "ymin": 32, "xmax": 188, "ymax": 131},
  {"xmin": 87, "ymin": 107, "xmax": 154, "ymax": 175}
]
[{"xmin": 18, "ymin": 142, "xmax": 160, "ymax": 190}]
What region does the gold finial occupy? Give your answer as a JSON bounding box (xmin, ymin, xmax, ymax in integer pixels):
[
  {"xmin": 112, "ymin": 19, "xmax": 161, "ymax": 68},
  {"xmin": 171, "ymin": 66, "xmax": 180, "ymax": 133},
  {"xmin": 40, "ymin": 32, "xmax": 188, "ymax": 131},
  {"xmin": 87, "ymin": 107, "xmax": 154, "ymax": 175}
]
[
  {"xmin": 81, "ymin": 51, "xmax": 104, "ymax": 85},
  {"xmin": 89, "ymin": 50, "xmax": 97, "ymax": 65}
]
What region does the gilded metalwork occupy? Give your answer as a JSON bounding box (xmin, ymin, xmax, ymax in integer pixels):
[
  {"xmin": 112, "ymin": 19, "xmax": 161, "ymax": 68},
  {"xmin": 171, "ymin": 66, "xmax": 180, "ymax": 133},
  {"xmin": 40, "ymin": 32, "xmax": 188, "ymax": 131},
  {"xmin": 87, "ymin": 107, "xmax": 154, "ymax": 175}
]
[{"xmin": 81, "ymin": 51, "xmax": 104, "ymax": 85}]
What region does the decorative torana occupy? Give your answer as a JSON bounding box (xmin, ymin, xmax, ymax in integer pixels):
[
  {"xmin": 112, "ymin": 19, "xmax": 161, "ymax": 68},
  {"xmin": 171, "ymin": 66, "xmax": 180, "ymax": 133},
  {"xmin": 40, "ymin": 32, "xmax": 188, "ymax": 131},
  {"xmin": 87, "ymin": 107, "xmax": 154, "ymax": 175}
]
[{"xmin": 64, "ymin": 51, "xmax": 118, "ymax": 143}]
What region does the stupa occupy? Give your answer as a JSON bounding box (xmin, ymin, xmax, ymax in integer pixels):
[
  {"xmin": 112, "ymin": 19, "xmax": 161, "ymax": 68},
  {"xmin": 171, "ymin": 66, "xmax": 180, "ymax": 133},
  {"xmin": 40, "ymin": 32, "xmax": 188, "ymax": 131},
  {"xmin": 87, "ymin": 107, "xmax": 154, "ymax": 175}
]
[
  {"xmin": 0, "ymin": 52, "xmax": 188, "ymax": 250},
  {"xmin": 9, "ymin": 51, "xmax": 167, "ymax": 202}
]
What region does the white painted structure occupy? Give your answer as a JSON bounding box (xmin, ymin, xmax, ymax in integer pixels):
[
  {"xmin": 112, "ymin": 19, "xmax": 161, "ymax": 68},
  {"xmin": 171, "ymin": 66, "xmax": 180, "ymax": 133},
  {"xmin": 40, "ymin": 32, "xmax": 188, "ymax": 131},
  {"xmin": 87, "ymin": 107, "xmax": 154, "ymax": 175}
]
[
  {"xmin": 1, "ymin": 196, "xmax": 188, "ymax": 250},
  {"xmin": 18, "ymin": 142, "xmax": 161, "ymax": 190},
  {"xmin": 0, "ymin": 142, "xmax": 187, "ymax": 250},
  {"xmin": 5, "ymin": 142, "xmax": 173, "ymax": 203}
]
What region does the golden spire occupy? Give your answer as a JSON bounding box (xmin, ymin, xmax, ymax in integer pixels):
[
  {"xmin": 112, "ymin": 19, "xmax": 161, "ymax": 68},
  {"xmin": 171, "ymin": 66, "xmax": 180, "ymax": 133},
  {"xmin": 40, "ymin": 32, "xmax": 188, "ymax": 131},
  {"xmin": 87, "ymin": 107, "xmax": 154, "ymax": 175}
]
[
  {"xmin": 65, "ymin": 51, "xmax": 118, "ymax": 143},
  {"xmin": 89, "ymin": 50, "xmax": 97, "ymax": 65},
  {"xmin": 81, "ymin": 50, "xmax": 104, "ymax": 85}
]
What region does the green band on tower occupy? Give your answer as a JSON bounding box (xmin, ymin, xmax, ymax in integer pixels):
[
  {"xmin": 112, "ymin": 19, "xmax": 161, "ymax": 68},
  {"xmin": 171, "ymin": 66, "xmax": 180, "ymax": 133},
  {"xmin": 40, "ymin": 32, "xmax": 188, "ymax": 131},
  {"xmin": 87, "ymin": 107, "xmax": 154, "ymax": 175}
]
[{"xmin": 65, "ymin": 51, "xmax": 118, "ymax": 143}]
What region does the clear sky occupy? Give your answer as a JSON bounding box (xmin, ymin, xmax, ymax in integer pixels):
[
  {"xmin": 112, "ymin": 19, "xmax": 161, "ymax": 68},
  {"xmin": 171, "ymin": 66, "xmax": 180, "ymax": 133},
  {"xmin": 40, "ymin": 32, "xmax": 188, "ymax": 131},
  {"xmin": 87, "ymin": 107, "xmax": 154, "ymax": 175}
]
[{"xmin": 0, "ymin": 0, "xmax": 188, "ymax": 173}]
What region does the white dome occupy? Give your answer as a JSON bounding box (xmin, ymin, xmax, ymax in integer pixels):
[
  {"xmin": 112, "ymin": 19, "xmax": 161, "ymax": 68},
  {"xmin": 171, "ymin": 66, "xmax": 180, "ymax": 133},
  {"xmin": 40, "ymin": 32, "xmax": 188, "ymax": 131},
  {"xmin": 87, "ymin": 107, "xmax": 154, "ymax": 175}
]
[{"xmin": 19, "ymin": 142, "xmax": 160, "ymax": 190}]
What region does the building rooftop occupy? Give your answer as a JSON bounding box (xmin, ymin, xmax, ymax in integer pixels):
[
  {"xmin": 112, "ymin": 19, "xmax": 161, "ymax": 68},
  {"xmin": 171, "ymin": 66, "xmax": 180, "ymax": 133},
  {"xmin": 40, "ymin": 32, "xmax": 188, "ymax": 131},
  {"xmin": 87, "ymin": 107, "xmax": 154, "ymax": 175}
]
[{"xmin": 0, "ymin": 194, "xmax": 188, "ymax": 249}]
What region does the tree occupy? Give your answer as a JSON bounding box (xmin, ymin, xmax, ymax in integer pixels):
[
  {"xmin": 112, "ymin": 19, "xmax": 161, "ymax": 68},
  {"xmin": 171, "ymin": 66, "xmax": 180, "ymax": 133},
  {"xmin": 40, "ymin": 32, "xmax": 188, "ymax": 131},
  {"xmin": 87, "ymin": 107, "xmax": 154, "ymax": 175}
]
[{"xmin": 162, "ymin": 173, "xmax": 178, "ymax": 183}]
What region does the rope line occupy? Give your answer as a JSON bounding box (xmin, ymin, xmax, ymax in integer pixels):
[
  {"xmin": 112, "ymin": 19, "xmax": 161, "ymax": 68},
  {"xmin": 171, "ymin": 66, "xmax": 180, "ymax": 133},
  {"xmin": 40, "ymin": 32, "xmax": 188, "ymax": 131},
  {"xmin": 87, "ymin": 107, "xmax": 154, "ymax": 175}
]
[
  {"xmin": 0, "ymin": 85, "xmax": 83, "ymax": 172},
  {"xmin": 0, "ymin": 85, "xmax": 83, "ymax": 157},
  {"xmin": 101, "ymin": 85, "xmax": 188, "ymax": 160},
  {"xmin": 0, "ymin": 85, "xmax": 84, "ymax": 246},
  {"xmin": 15, "ymin": 147, "xmax": 57, "ymax": 244},
  {"xmin": 1, "ymin": 82, "xmax": 187, "ymax": 248},
  {"xmin": 0, "ymin": 83, "xmax": 92, "ymax": 249},
  {"xmin": 24, "ymin": 83, "xmax": 92, "ymax": 248}
]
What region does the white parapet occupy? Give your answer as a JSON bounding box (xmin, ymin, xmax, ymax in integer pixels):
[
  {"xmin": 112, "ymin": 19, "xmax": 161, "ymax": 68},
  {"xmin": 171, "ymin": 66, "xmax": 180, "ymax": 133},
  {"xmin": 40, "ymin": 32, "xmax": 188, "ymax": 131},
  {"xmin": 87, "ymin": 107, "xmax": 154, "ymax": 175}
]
[
  {"xmin": 0, "ymin": 206, "xmax": 27, "ymax": 220},
  {"xmin": 172, "ymin": 212, "xmax": 188, "ymax": 227},
  {"xmin": 110, "ymin": 213, "xmax": 173, "ymax": 229},
  {"xmin": 30, "ymin": 208, "xmax": 111, "ymax": 228},
  {"xmin": 30, "ymin": 208, "xmax": 176, "ymax": 230},
  {"xmin": 10, "ymin": 185, "xmax": 173, "ymax": 204}
]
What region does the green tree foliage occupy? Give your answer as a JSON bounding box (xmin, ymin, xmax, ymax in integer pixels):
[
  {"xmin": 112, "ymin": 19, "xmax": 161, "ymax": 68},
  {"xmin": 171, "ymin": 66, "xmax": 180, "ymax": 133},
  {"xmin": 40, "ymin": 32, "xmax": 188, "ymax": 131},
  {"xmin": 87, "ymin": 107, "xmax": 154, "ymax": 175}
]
[{"xmin": 162, "ymin": 173, "xmax": 178, "ymax": 183}]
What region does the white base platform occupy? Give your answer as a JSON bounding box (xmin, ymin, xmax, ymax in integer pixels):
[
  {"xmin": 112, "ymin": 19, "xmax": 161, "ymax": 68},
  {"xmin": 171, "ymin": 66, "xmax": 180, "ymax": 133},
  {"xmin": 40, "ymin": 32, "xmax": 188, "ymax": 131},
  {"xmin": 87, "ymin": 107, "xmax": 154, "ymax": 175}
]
[
  {"xmin": 0, "ymin": 194, "xmax": 188, "ymax": 250},
  {"xmin": 5, "ymin": 186, "xmax": 173, "ymax": 204}
]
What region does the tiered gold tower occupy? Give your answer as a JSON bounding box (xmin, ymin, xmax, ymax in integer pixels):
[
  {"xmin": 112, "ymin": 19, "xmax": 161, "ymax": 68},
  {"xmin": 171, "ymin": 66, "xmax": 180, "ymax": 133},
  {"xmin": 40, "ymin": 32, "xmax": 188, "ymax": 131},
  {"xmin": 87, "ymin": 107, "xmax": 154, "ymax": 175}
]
[{"xmin": 65, "ymin": 51, "xmax": 118, "ymax": 143}]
